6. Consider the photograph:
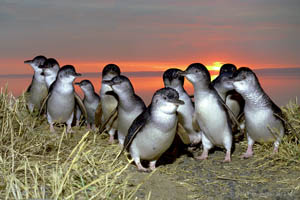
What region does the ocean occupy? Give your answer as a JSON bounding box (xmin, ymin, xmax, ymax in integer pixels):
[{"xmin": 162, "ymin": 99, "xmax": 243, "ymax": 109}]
[{"xmin": 0, "ymin": 71, "xmax": 299, "ymax": 106}]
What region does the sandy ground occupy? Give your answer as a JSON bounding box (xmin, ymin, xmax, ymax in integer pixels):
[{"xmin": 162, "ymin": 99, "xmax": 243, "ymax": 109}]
[{"xmin": 92, "ymin": 132, "xmax": 299, "ymax": 200}]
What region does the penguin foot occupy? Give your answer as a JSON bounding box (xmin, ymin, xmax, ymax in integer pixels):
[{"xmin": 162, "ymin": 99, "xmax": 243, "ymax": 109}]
[
  {"xmin": 272, "ymin": 147, "xmax": 279, "ymax": 154},
  {"xmin": 136, "ymin": 163, "xmax": 150, "ymax": 172},
  {"xmin": 195, "ymin": 151, "xmax": 208, "ymax": 160},
  {"xmin": 241, "ymin": 152, "xmax": 253, "ymax": 159},
  {"xmin": 149, "ymin": 160, "xmax": 157, "ymax": 171},
  {"xmin": 241, "ymin": 146, "xmax": 253, "ymax": 158},
  {"xmin": 50, "ymin": 124, "xmax": 55, "ymax": 133},
  {"xmin": 109, "ymin": 135, "xmax": 115, "ymax": 144},
  {"xmin": 223, "ymin": 152, "xmax": 231, "ymax": 162},
  {"xmin": 67, "ymin": 126, "xmax": 73, "ymax": 133}
]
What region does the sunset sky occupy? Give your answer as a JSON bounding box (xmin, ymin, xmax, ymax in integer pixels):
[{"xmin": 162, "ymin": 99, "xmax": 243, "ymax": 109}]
[{"xmin": 1, "ymin": 0, "xmax": 300, "ymax": 74}]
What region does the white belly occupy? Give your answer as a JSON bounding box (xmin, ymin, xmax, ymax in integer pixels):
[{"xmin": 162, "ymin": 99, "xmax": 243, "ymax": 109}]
[
  {"xmin": 84, "ymin": 100, "xmax": 99, "ymax": 123},
  {"xmin": 195, "ymin": 94, "xmax": 231, "ymax": 146},
  {"xmin": 28, "ymin": 80, "xmax": 48, "ymax": 107},
  {"xmin": 131, "ymin": 123, "xmax": 177, "ymax": 160},
  {"xmin": 101, "ymin": 95, "xmax": 118, "ymax": 121},
  {"xmin": 118, "ymin": 107, "xmax": 142, "ymax": 138},
  {"xmin": 47, "ymin": 92, "xmax": 75, "ymax": 123},
  {"xmin": 245, "ymin": 107, "xmax": 283, "ymax": 142}
]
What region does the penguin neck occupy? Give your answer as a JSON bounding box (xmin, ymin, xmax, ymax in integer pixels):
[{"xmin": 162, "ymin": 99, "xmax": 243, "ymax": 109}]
[
  {"xmin": 172, "ymin": 85, "xmax": 185, "ymax": 94},
  {"xmin": 33, "ymin": 71, "xmax": 45, "ymax": 83},
  {"xmin": 55, "ymin": 79, "xmax": 74, "ymax": 94},
  {"xmin": 116, "ymin": 89, "xmax": 136, "ymax": 109},
  {"xmin": 243, "ymin": 87, "xmax": 269, "ymax": 108},
  {"xmin": 151, "ymin": 107, "xmax": 177, "ymax": 131},
  {"xmin": 214, "ymin": 86, "xmax": 227, "ymax": 101},
  {"xmin": 45, "ymin": 75, "xmax": 56, "ymax": 89},
  {"xmin": 84, "ymin": 90, "xmax": 96, "ymax": 102},
  {"xmin": 193, "ymin": 82, "xmax": 210, "ymax": 95}
]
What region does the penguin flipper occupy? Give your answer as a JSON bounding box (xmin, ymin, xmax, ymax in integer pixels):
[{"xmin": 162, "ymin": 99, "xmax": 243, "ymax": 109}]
[
  {"xmin": 94, "ymin": 101, "xmax": 102, "ymax": 128},
  {"xmin": 218, "ymin": 98, "xmax": 241, "ymax": 131},
  {"xmin": 192, "ymin": 112, "xmax": 201, "ymax": 132},
  {"xmin": 105, "ymin": 91, "xmax": 119, "ymax": 101},
  {"xmin": 98, "ymin": 107, "xmax": 118, "ymax": 134},
  {"xmin": 106, "ymin": 108, "xmax": 118, "ymax": 129},
  {"xmin": 75, "ymin": 92, "xmax": 87, "ymax": 119},
  {"xmin": 26, "ymin": 84, "xmax": 31, "ymax": 93},
  {"xmin": 123, "ymin": 109, "xmax": 150, "ymax": 152},
  {"xmin": 39, "ymin": 92, "xmax": 51, "ymax": 116},
  {"xmin": 177, "ymin": 122, "xmax": 191, "ymax": 144}
]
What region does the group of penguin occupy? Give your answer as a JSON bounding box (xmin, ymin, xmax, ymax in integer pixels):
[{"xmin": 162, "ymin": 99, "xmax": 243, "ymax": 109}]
[{"xmin": 24, "ymin": 55, "xmax": 285, "ymax": 172}]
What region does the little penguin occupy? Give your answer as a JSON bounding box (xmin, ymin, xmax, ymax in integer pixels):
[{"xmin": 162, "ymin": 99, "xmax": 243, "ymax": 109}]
[
  {"xmin": 122, "ymin": 87, "xmax": 184, "ymax": 171},
  {"xmin": 24, "ymin": 55, "xmax": 48, "ymax": 112},
  {"xmin": 43, "ymin": 65, "xmax": 84, "ymax": 133},
  {"xmin": 212, "ymin": 63, "xmax": 244, "ymax": 119},
  {"xmin": 227, "ymin": 67, "xmax": 285, "ymax": 158},
  {"xmin": 98, "ymin": 64, "xmax": 121, "ymax": 143},
  {"xmin": 179, "ymin": 63, "xmax": 233, "ymax": 162},
  {"xmin": 163, "ymin": 68, "xmax": 202, "ymax": 145},
  {"xmin": 75, "ymin": 80, "xmax": 100, "ymax": 130},
  {"xmin": 103, "ymin": 75, "xmax": 146, "ymax": 146},
  {"xmin": 38, "ymin": 58, "xmax": 60, "ymax": 89}
]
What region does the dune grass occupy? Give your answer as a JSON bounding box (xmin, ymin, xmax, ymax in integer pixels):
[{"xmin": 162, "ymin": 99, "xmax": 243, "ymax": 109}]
[
  {"xmin": 0, "ymin": 87, "xmax": 153, "ymax": 200},
  {"xmin": 0, "ymin": 86, "xmax": 300, "ymax": 199}
]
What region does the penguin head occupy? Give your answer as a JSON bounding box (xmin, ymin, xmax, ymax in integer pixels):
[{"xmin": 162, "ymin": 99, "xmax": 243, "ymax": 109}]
[
  {"xmin": 152, "ymin": 87, "xmax": 184, "ymax": 114},
  {"xmin": 75, "ymin": 80, "xmax": 94, "ymax": 92},
  {"xmin": 39, "ymin": 58, "xmax": 60, "ymax": 76},
  {"xmin": 102, "ymin": 64, "xmax": 121, "ymax": 80},
  {"xmin": 163, "ymin": 68, "xmax": 184, "ymax": 88},
  {"xmin": 57, "ymin": 65, "xmax": 81, "ymax": 83},
  {"xmin": 178, "ymin": 63, "xmax": 210, "ymax": 86},
  {"xmin": 231, "ymin": 67, "xmax": 259, "ymax": 94},
  {"xmin": 219, "ymin": 63, "xmax": 237, "ymax": 77},
  {"xmin": 212, "ymin": 64, "xmax": 237, "ymax": 91},
  {"xmin": 24, "ymin": 55, "xmax": 47, "ymax": 73},
  {"xmin": 104, "ymin": 75, "xmax": 134, "ymax": 94}
]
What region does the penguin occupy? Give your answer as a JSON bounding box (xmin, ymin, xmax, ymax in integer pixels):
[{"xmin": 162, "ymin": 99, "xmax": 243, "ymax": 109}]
[
  {"xmin": 227, "ymin": 67, "xmax": 285, "ymax": 158},
  {"xmin": 212, "ymin": 63, "xmax": 244, "ymax": 120},
  {"xmin": 24, "ymin": 55, "xmax": 48, "ymax": 112},
  {"xmin": 97, "ymin": 64, "xmax": 121, "ymax": 143},
  {"xmin": 38, "ymin": 58, "xmax": 60, "ymax": 89},
  {"xmin": 178, "ymin": 63, "xmax": 233, "ymax": 162},
  {"xmin": 163, "ymin": 68, "xmax": 202, "ymax": 145},
  {"xmin": 103, "ymin": 75, "xmax": 146, "ymax": 145},
  {"xmin": 42, "ymin": 65, "xmax": 85, "ymax": 133},
  {"xmin": 121, "ymin": 87, "xmax": 184, "ymax": 171},
  {"xmin": 75, "ymin": 80, "xmax": 100, "ymax": 130}
]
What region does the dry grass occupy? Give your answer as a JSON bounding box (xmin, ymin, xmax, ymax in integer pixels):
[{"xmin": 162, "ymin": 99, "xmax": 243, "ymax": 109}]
[
  {"xmin": 1, "ymin": 86, "xmax": 300, "ymax": 200},
  {"xmin": 0, "ymin": 87, "xmax": 152, "ymax": 200}
]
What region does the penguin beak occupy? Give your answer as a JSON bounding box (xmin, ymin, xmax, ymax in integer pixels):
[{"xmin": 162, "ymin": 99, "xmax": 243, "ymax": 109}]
[
  {"xmin": 176, "ymin": 71, "xmax": 189, "ymax": 77},
  {"xmin": 24, "ymin": 60, "xmax": 32, "ymax": 64},
  {"xmin": 75, "ymin": 72, "xmax": 81, "ymax": 77},
  {"xmin": 168, "ymin": 99, "xmax": 184, "ymax": 105}
]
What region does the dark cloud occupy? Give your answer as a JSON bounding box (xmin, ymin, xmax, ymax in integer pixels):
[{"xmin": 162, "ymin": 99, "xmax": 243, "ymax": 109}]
[{"xmin": 0, "ymin": 0, "xmax": 300, "ymax": 67}]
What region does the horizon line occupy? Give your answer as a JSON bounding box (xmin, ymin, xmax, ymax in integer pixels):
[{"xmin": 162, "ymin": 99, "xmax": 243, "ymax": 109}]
[{"xmin": 1, "ymin": 67, "xmax": 300, "ymax": 78}]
